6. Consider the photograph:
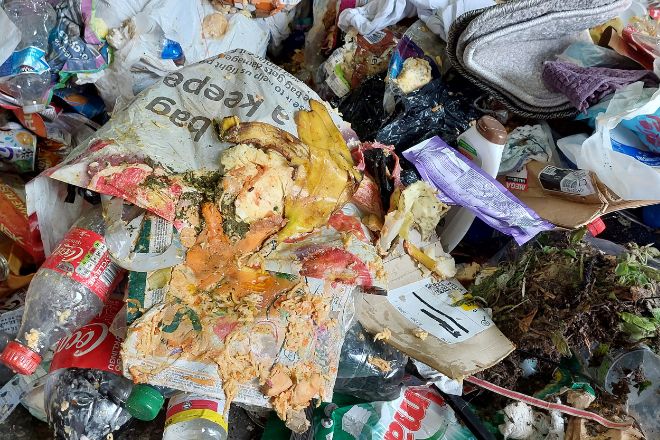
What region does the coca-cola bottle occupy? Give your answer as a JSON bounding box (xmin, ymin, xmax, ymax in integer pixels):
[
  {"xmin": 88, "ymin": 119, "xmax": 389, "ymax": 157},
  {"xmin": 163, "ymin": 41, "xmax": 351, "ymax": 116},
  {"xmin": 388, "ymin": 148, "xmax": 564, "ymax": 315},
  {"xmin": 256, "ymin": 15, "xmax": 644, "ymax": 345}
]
[
  {"xmin": 0, "ymin": 206, "xmax": 123, "ymax": 375},
  {"xmin": 44, "ymin": 299, "xmax": 133, "ymax": 440}
]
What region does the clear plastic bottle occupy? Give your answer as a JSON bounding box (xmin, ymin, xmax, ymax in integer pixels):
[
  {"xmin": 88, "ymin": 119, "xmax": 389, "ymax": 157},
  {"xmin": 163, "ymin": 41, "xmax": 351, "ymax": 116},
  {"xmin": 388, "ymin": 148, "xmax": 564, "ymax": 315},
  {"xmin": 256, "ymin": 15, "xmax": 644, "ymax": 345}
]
[
  {"xmin": 162, "ymin": 392, "xmax": 228, "ymax": 440},
  {"xmin": 0, "ymin": 331, "xmax": 15, "ymax": 385},
  {"xmin": 44, "ymin": 299, "xmax": 133, "ymax": 440},
  {"xmin": 439, "ymin": 115, "xmax": 507, "ymax": 252},
  {"xmin": 1, "ymin": 0, "xmax": 56, "ymax": 113},
  {"xmin": 0, "ymin": 206, "xmax": 123, "ymax": 375}
]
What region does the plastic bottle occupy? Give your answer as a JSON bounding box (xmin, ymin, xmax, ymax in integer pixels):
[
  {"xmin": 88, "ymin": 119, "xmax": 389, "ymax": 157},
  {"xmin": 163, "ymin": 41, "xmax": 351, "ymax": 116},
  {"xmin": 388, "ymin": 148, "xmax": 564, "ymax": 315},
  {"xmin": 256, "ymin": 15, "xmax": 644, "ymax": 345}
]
[
  {"xmin": 439, "ymin": 116, "xmax": 507, "ymax": 252},
  {"xmin": 44, "ymin": 299, "xmax": 133, "ymax": 440},
  {"xmin": 162, "ymin": 392, "xmax": 228, "ymax": 440},
  {"xmin": 0, "ymin": 206, "xmax": 123, "ymax": 375},
  {"xmin": 0, "ymin": 254, "xmax": 8, "ymax": 282},
  {"xmin": 0, "ymin": 331, "xmax": 15, "ymax": 385},
  {"xmin": 1, "ymin": 0, "xmax": 56, "ymax": 113}
]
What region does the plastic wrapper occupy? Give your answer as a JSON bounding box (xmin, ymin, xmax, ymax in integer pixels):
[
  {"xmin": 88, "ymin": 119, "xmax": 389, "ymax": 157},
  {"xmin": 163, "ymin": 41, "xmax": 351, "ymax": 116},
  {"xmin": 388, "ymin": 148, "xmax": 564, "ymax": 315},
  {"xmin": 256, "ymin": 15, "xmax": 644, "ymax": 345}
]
[
  {"xmin": 0, "ymin": 122, "xmax": 38, "ymax": 173},
  {"xmin": 403, "ymin": 136, "xmax": 554, "ymax": 245},
  {"xmin": 122, "ymin": 277, "xmax": 357, "ymax": 410},
  {"xmin": 318, "ymin": 29, "xmax": 399, "ymax": 100},
  {"xmin": 53, "ymin": 86, "xmax": 107, "ymax": 120},
  {"xmin": 312, "ymin": 385, "xmax": 477, "ymax": 440},
  {"xmin": 333, "ymin": 322, "xmax": 407, "ymax": 402},
  {"xmin": 0, "ymin": 174, "xmax": 44, "ymax": 262},
  {"xmin": 47, "ymin": 0, "xmax": 110, "ymax": 76},
  {"xmin": 376, "ymin": 74, "xmax": 482, "ymax": 152}
]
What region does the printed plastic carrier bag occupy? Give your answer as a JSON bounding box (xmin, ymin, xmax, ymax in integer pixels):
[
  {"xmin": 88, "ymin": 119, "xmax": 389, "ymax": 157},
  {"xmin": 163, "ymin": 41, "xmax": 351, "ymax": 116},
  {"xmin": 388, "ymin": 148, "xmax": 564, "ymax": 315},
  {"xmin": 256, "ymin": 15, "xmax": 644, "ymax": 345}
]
[
  {"xmin": 557, "ymin": 82, "xmax": 660, "ymax": 200},
  {"xmin": 33, "ymin": 49, "xmax": 346, "ymax": 248}
]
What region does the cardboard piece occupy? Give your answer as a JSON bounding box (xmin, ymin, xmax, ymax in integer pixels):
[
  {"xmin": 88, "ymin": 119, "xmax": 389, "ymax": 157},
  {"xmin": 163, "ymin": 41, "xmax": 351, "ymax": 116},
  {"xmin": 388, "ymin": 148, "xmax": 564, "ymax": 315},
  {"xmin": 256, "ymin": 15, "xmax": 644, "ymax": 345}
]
[
  {"xmin": 500, "ymin": 161, "xmax": 657, "ymax": 229},
  {"xmin": 357, "ymin": 240, "xmax": 515, "ymax": 379}
]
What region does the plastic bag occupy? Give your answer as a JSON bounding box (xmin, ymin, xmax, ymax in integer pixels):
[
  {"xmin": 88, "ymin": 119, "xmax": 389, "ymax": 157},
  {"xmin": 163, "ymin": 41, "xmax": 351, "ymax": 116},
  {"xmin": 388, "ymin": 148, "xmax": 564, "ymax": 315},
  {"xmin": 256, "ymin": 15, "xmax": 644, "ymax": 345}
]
[
  {"xmin": 337, "ymin": 74, "xmax": 388, "ymax": 142},
  {"xmin": 95, "ymin": 0, "xmax": 268, "ymax": 63},
  {"xmin": 376, "ymin": 74, "xmax": 482, "ymax": 152},
  {"xmin": 383, "ymin": 20, "xmax": 445, "ymax": 114},
  {"xmin": 313, "ymin": 385, "xmax": 476, "ymax": 440},
  {"xmin": 92, "ymin": 4, "xmax": 269, "ymax": 110},
  {"xmin": 333, "ymin": 322, "xmax": 407, "ymax": 402},
  {"xmin": 557, "ymin": 81, "xmax": 660, "ymax": 200}
]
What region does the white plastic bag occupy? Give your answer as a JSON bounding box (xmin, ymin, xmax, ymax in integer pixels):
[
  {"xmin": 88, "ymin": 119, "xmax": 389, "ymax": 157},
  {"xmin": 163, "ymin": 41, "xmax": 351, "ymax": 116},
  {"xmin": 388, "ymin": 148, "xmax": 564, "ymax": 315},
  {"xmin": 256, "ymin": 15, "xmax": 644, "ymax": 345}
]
[
  {"xmin": 96, "ymin": 0, "xmax": 268, "ymax": 63},
  {"xmin": 557, "ymin": 82, "xmax": 660, "ymax": 201}
]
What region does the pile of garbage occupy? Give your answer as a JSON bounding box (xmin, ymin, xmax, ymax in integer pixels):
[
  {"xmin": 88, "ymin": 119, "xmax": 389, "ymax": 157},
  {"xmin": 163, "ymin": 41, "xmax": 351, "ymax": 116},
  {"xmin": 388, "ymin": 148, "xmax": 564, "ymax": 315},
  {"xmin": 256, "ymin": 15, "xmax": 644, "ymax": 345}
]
[{"xmin": 0, "ymin": 0, "xmax": 659, "ymax": 439}]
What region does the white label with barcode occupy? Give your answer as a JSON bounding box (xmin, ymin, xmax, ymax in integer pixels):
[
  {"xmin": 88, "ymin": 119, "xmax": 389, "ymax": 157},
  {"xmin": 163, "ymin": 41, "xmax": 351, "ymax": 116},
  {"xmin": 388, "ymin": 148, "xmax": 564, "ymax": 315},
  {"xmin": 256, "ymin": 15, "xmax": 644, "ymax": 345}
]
[
  {"xmin": 387, "ymin": 278, "xmax": 492, "ymax": 344},
  {"xmin": 560, "ymin": 170, "xmax": 595, "ymax": 196}
]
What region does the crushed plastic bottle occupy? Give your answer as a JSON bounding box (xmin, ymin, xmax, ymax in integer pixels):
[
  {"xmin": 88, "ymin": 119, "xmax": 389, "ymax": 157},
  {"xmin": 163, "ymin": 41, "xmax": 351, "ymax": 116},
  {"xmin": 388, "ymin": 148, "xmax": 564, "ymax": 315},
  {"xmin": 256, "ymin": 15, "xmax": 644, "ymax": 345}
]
[
  {"xmin": 162, "ymin": 392, "xmax": 228, "ymax": 440},
  {"xmin": 0, "ymin": 0, "xmax": 56, "ymax": 113},
  {"xmin": 0, "ymin": 206, "xmax": 123, "ymax": 375},
  {"xmin": 44, "ymin": 299, "xmax": 133, "ymax": 440}
]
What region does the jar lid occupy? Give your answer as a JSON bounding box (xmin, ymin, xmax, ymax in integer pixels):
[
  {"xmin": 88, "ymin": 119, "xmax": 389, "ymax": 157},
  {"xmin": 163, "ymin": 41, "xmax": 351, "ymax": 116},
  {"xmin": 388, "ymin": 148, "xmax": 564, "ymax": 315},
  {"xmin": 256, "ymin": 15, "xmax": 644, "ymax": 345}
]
[{"xmin": 476, "ymin": 116, "xmax": 507, "ymax": 145}]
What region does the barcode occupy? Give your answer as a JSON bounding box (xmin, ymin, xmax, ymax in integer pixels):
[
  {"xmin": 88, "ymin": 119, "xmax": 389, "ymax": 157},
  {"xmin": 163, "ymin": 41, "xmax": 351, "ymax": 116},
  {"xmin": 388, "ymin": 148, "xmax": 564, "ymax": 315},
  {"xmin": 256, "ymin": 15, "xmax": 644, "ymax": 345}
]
[
  {"xmin": 76, "ymin": 242, "xmax": 107, "ymax": 278},
  {"xmin": 99, "ymin": 261, "xmax": 120, "ymax": 287},
  {"xmin": 363, "ymin": 30, "xmax": 385, "ymax": 45}
]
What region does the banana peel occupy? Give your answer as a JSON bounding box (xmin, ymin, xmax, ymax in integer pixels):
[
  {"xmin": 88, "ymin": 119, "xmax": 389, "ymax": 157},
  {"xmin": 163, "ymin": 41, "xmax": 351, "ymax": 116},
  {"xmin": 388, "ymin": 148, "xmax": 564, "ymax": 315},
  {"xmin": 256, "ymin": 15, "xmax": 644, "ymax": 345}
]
[
  {"xmin": 217, "ymin": 100, "xmax": 359, "ymax": 241},
  {"xmin": 403, "ymin": 240, "xmax": 456, "ymax": 280},
  {"xmin": 219, "ymin": 118, "xmax": 310, "ymax": 161}
]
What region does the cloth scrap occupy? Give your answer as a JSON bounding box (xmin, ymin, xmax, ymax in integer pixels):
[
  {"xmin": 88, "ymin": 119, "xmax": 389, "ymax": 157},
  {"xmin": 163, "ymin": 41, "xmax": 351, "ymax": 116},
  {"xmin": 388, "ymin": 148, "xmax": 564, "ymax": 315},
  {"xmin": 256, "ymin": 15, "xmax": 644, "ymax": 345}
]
[{"xmin": 542, "ymin": 60, "xmax": 659, "ymax": 112}]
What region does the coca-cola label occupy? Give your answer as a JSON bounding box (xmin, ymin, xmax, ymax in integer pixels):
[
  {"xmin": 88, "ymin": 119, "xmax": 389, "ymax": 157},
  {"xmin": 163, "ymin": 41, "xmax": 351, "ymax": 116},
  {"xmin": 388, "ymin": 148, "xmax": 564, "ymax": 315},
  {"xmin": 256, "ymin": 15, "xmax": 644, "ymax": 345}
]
[
  {"xmin": 41, "ymin": 227, "xmax": 121, "ymax": 301},
  {"xmin": 49, "ymin": 299, "xmax": 124, "ymax": 374}
]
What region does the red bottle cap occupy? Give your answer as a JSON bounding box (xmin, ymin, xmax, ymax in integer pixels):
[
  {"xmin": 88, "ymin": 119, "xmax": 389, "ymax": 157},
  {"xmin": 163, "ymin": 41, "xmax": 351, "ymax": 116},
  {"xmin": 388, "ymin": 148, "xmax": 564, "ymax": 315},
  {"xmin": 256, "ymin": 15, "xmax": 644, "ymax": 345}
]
[
  {"xmin": 0, "ymin": 341, "xmax": 42, "ymax": 375},
  {"xmin": 587, "ymin": 217, "xmax": 606, "ymax": 237}
]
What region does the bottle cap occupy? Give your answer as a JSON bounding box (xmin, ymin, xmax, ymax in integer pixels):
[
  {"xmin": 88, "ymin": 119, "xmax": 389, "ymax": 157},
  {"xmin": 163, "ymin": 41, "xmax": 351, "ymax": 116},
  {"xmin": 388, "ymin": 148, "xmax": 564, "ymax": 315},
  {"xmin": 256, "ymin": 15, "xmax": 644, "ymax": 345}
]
[
  {"xmin": 476, "ymin": 116, "xmax": 507, "ymax": 145},
  {"xmin": 125, "ymin": 384, "xmax": 165, "ymax": 421},
  {"xmin": 0, "ymin": 341, "xmax": 41, "ymax": 375}
]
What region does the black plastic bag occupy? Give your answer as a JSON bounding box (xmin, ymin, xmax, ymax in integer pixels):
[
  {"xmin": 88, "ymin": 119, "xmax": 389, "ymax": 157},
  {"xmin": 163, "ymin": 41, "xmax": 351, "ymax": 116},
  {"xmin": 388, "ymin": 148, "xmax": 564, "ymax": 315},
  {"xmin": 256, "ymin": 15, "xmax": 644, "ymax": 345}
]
[{"xmin": 376, "ymin": 75, "xmax": 483, "ymax": 152}]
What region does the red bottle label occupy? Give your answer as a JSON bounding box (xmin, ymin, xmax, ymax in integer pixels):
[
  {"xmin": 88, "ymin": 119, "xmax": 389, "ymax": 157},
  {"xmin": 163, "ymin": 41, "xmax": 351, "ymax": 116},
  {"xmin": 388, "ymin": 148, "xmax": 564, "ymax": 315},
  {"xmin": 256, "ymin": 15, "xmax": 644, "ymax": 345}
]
[
  {"xmin": 41, "ymin": 227, "xmax": 121, "ymax": 301},
  {"xmin": 49, "ymin": 299, "xmax": 124, "ymax": 374}
]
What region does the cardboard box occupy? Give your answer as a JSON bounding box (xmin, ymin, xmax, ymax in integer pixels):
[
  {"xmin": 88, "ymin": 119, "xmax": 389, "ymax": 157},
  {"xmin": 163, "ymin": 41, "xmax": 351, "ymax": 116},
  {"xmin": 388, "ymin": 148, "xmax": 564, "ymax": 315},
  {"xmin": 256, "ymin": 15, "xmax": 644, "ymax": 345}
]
[
  {"xmin": 358, "ymin": 240, "xmax": 515, "ymax": 379},
  {"xmin": 500, "ymin": 161, "xmax": 657, "ymax": 229}
]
